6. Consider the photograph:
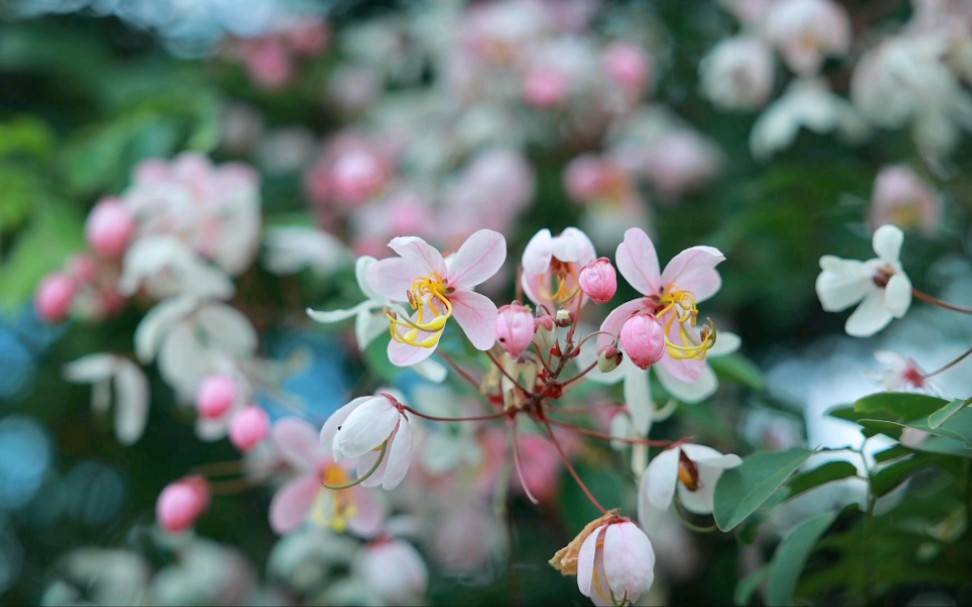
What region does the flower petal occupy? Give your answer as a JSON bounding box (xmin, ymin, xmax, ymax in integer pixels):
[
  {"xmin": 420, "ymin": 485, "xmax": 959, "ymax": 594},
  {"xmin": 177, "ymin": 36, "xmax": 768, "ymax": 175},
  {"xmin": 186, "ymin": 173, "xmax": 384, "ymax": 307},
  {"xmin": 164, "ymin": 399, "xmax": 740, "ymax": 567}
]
[
  {"xmin": 388, "ymin": 236, "xmax": 446, "ymax": 277},
  {"xmin": 307, "ymin": 301, "xmax": 374, "ymax": 324},
  {"xmin": 576, "ymin": 524, "xmax": 606, "ymax": 598},
  {"xmin": 845, "ymin": 289, "xmax": 893, "ymax": 337},
  {"xmin": 815, "ymin": 256, "xmax": 870, "ymax": 312},
  {"xmin": 113, "ymin": 359, "xmax": 149, "ymax": 445},
  {"xmin": 641, "ymin": 448, "xmax": 679, "ymax": 516},
  {"xmin": 320, "ymin": 397, "xmax": 370, "ymax": 455},
  {"xmin": 660, "ymin": 246, "xmax": 725, "ymax": 302},
  {"xmin": 603, "ymin": 523, "xmax": 655, "ymax": 604},
  {"xmin": 413, "ymin": 358, "xmax": 447, "ymax": 383},
  {"xmin": 273, "ymin": 417, "xmax": 325, "ymax": 471},
  {"xmin": 134, "ymin": 296, "xmax": 197, "ymax": 363},
  {"xmin": 655, "ymin": 363, "xmax": 717, "ymax": 404},
  {"xmin": 872, "ymin": 224, "xmax": 903, "ymax": 263},
  {"xmin": 367, "ymin": 258, "xmax": 418, "ymax": 302},
  {"xmin": 551, "ymin": 227, "xmax": 596, "ymax": 265},
  {"xmin": 446, "ymin": 229, "xmax": 506, "ymax": 289},
  {"xmin": 269, "ymin": 475, "xmax": 320, "ymax": 533},
  {"xmin": 616, "ymin": 228, "xmax": 661, "ymax": 296},
  {"xmin": 355, "ymin": 256, "xmax": 381, "ymax": 299},
  {"xmin": 388, "ymin": 337, "xmax": 437, "ymax": 367},
  {"xmin": 333, "ymin": 396, "xmax": 400, "ymax": 460},
  {"xmin": 884, "ymin": 272, "xmax": 912, "ymax": 318},
  {"xmin": 521, "ymin": 229, "xmax": 553, "ymax": 276},
  {"xmin": 623, "ymin": 366, "xmax": 652, "ymax": 436},
  {"xmin": 450, "ymin": 290, "xmax": 498, "ymax": 350},
  {"xmin": 348, "ymin": 485, "xmax": 386, "ymax": 537},
  {"xmin": 355, "ymin": 309, "xmax": 389, "ymax": 351},
  {"xmin": 597, "ymin": 298, "xmax": 649, "ymax": 350},
  {"xmin": 381, "ymin": 422, "xmax": 413, "ymax": 490}
]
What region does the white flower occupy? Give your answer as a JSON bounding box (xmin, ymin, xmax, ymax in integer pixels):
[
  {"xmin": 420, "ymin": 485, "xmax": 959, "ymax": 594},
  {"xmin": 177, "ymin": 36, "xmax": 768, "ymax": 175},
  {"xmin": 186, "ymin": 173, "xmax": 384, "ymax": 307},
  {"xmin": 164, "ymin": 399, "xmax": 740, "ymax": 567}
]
[
  {"xmin": 638, "ymin": 444, "xmax": 742, "ymax": 533},
  {"xmin": 700, "ymin": 37, "xmax": 775, "ymax": 111},
  {"xmin": 750, "ymin": 78, "xmax": 870, "ymax": 160},
  {"xmin": 63, "ymin": 354, "xmax": 149, "ymax": 445},
  {"xmin": 261, "ymin": 226, "xmax": 353, "ymax": 276},
  {"xmin": 816, "ymin": 225, "xmax": 912, "ymax": 337},
  {"xmin": 119, "ymin": 236, "xmax": 234, "ymax": 301}
]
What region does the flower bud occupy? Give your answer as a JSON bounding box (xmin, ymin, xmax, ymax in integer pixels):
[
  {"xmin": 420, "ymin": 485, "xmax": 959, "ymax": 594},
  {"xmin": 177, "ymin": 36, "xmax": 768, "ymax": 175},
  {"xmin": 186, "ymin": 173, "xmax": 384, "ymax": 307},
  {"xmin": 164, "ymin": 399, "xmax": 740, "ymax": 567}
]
[
  {"xmin": 620, "ymin": 314, "xmax": 665, "ymax": 370},
  {"xmin": 85, "ymin": 199, "xmax": 136, "ymax": 257},
  {"xmin": 555, "ymin": 309, "xmax": 573, "ymax": 327},
  {"xmin": 331, "ymin": 149, "xmax": 386, "ymax": 205},
  {"xmin": 496, "ymin": 303, "xmax": 535, "ymax": 359},
  {"xmin": 156, "ymin": 475, "xmax": 210, "ymax": 533},
  {"xmin": 534, "ymin": 315, "xmax": 558, "ymax": 353},
  {"xmin": 523, "ymin": 70, "xmax": 568, "ymax": 108},
  {"xmin": 578, "ymin": 258, "xmax": 617, "ymax": 304},
  {"xmin": 229, "ymin": 406, "xmax": 269, "ymax": 451},
  {"xmin": 35, "ymin": 272, "xmax": 76, "ymax": 323},
  {"xmin": 603, "ymin": 42, "xmax": 652, "ymax": 95},
  {"xmin": 597, "ymin": 344, "xmax": 623, "ymax": 373},
  {"xmin": 196, "ymin": 374, "xmax": 238, "ymax": 420}
]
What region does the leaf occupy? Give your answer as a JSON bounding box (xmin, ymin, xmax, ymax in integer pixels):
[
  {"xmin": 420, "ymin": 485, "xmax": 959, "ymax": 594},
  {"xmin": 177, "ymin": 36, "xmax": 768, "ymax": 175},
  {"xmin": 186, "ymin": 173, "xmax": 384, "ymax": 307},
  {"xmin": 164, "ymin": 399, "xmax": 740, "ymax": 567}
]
[
  {"xmin": 709, "ymin": 354, "xmax": 764, "ymax": 391},
  {"xmin": 787, "ymin": 461, "xmax": 859, "ymax": 499},
  {"xmin": 734, "ymin": 567, "xmax": 766, "ymax": 606},
  {"xmin": 764, "ymin": 511, "xmax": 837, "ymax": 606},
  {"xmin": 713, "ymin": 447, "xmax": 813, "ymax": 531},
  {"xmin": 874, "ymin": 444, "xmax": 911, "ymax": 463},
  {"xmin": 928, "ymin": 399, "xmax": 969, "ymax": 429},
  {"xmin": 871, "ymin": 456, "xmax": 928, "ymax": 497},
  {"xmin": 853, "ymin": 392, "xmax": 948, "ymax": 421}
]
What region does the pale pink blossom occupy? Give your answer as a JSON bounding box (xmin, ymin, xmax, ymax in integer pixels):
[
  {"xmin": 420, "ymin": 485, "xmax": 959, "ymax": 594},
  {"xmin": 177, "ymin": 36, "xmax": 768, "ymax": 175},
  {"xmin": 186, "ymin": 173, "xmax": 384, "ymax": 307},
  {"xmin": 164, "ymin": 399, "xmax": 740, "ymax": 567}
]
[
  {"xmin": 269, "ymin": 418, "xmax": 384, "ymax": 535},
  {"xmin": 816, "ymin": 225, "xmax": 912, "ymax": 337},
  {"xmin": 366, "ymin": 229, "xmax": 506, "ymax": 366},
  {"xmin": 766, "ymin": 0, "xmax": 851, "ymax": 75},
  {"xmin": 600, "ymin": 228, "xmax": 724, "ymax": 384},
  {"xmin": 496, "ymin": 303, "xmax": 536, "ymax": 359},
  {"xmin": 521, "ymin": 227, "xmax": 597, "ymax": 313},
  {"xmin": 524, "ymin": 69, "xmax": 570, "ymax": 107},
  {"xmin": 577, "ymin": 519, "xmax": 656, "ymax": 606},
  {"xmin": 638, "ymin": 444, "xmax": 741, "ymax": 533},
  {"xmin": 579, "ymin": 258, "xmax": 617, "ymax": 304},
  {"xmin": 157, "ymin": 476, "xmax": 210, "ymax": 533},
  {"xmin": 321, "ymin": 394, "xmax": 414, "ymax": 491},
  {"xmin": 874, "ymin": 350, "xmax": 929, "ymax": 392},
  {"xmin": 239, "ymin": 37, "xmax": 295, "ymax": 89},
  {"xmin": 603, "ymin": 42, "xmax": 653, "ymax": 101},
  {"xmin": 869, "ymin": 165, "xmax": 942, "ymax": 235},
  {"xmin": 86, "ymin": 198, "xmax": 136, "ymax": 257},
  {"xmin": 35, "ymin": 272, "xmax": 76, "ymax": 323},
  {"xmin": 229, "ymin": 406, "xmax": 269, "ymax": 452},
  {"xmin": 356, "ymin": 539, "xmax": 428, "ymax": 604},
  {"xmin": 640, "ymin": 131, "xmax": 723, "ymax": 197}
]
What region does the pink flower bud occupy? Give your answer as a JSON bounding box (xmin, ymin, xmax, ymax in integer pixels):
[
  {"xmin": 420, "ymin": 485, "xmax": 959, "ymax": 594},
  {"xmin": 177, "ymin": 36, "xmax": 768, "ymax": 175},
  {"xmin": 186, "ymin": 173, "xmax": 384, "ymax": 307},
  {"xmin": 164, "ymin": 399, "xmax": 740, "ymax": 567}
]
[
  {"xmin": 620, "ymin": 314, "xmax": 665, "ymax": 370},
  {"xmin": 523, "ymin": 70, "xmax": 569, "ymax": 108},
  {"xmin": 331, "ymin": 149, "xmax": 386, "ymax": 205},
  {"xmin": 577, "ymin": 519, "xmax": 655, "ymax": 605},
  {"xmin": 579, "ymin": 258, "xmax": 617, "ymax": 304},
  {"xmin": 67, "ymin": 255, "xmax": 98, "ymax": 285},
  {"xmin": 156, "ymin": 475, "xmax": 210, "ymax": 533},
  {"xmin": 603, "ymin": 42, "xmax": 652, "ymax": 95},
  {"xmin": 35, "ymin": 273, "xmax": 76, "ymax": 323},
  {"xmin": 196, "ymin": 375, "xmax": 238, "ymax": 420},
  {"xmin": 85, "ymin": 199, "xmax": 136, "ymax": 257},
  {"xmin": 496, "ymin": 303, "xmax": 535, "ymax": 358},
  {"xmin": 229, "ymin": 406, "xmax": 269, "ymax": 451}
]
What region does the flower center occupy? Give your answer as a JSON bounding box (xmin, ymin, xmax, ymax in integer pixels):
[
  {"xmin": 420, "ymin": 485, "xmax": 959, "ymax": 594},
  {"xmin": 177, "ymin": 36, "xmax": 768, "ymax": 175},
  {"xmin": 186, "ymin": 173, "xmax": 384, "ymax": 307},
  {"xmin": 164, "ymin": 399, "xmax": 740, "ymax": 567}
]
[
  {"xmin": 678, "ymin": 450, "xmax": 700, "ymax": 492},
  {"xmin": 540, "ymin": 259, "xmax": 581, "ymax": 305},
  {"xmin": 313, "ymin": 465, "xmax": 358, "ymax": 532},
  {"xmin": 386, "ymin": 272, "xmax": 452, "ymax": 348},
  {"xmin": 657, "ymin": 285, "xmax": 716, "ymax": 361},
  {"xmin": 872, "ymin": 265, "xmax": 895, "ymax": 288}
]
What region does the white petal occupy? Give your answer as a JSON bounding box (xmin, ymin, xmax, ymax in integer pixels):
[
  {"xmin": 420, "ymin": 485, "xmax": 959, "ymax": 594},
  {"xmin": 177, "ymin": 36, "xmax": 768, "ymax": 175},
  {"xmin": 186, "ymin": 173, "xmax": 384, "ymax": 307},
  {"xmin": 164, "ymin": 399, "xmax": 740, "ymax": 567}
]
[
  {"xmin": 623, "ymin": 366, "xmax": 652, "ymax": 435},
  {"xmin": 872, "ymin": 224, "xmax": 904, "ymax": 263},
  {"xmin": 333, "ymin": 397, "xmax": 400, "ymax": 460},
  {"xmin": 576, "ymin": 524, "xmax": 605, "ymax": 598},
  {"xmin": 158, "ymin": 323, "xmax": 210, "ymax": 401},
  {"xmin": 63, "ymin": 354, "xmax": 115, "ymax": 383},
  {"xmin": 381, "ymin": 422, "xmax": 413, "ymax": 490},
  {"xmin": 708, "ymin": 331, "xmax": 741, "ymax": 356},
  {"xmin": 112, "ymin": 360, "xmax": 149, "ymax": 445},
  {"xmin": 134, "ymin": 296, "xmax": 197, "ymax": 363},
  {"xmin": 196, "ymin": 303, "xmax": 258, "ymax": 357},
  {"xmin": 602, "ymin": 523, "xmax": 655, "ymax": 603},
  {"xmin": 412, "ymin": 358, "xmax": 447, "ymax": 383},
  {"xmin": 521, "ymin": 229, "xmax": 553, "ymax": 276},
  {"xmin": 355, "ymin": 310, "xmax": 389, "ymax": 351},
  {"xmin": 815, "ymin": 256, "xmax": 869, "ymax": 312},
  {"xmin": 884, "ymin": 272, "xmax": 912, "ymax": 318},
  {"xmin": 655, "ymin": 363, "xmax": 718, "ymax": 404},
  {"xmin": 642, "ymin": 449, "xmax": 679, "ymax": 514},
  {"xmin": 355, "ymin": 256, "xmax": 381, "ymax": 299},
  {"xmin": 845, "ymin": 289, "xmax": 893, "ymax": 337},
  {"xmin": 306, "ymin": 302, "xmax": 371, "ymax": 324}
]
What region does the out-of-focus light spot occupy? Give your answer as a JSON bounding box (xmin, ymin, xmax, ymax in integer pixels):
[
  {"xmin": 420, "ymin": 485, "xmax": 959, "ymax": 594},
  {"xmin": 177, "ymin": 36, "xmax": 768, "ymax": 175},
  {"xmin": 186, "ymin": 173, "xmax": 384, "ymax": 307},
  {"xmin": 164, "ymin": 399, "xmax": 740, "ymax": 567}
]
[
  {"xmin": 63, "ymin": 461, "xmax": 125, "ymax": 526},
  {"xmin": 0, "ymin": 416, "xmax": 51, "ymax": 510}
]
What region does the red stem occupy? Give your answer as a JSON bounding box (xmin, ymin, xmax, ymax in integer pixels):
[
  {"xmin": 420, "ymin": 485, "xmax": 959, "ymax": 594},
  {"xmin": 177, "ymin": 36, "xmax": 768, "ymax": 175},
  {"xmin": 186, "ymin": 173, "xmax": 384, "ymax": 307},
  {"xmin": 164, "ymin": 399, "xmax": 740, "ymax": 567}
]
[
  {"xmin": 913, "ymin": 288, "xmax": 972, "ymax": 315},
  {"xmin": 402, "ymin": 405, "xmax": 508, "ymax": 423},
  {"xmin": 437, "ymin": 351, "xmax": 482, "ymax": 389},
  {"xmin": 560, "ymin": 361, "xmax": 598, "ymax": 387},
  {"xmin": 510, "ymin": 420, "xmax": 540, "ymax": 505},
  {"xmin": 485, "ymin": 350, "xmax": 532, "ymax": 395},
  {"xmin": 923, "ymin": 344, "xmax": 972, "ymax": 379},
  {"xmin": 546, "ymin": 416, "xmax": 677, "ymax": 447},
  {"xmin": 537, "ymin": 413, "xmax": 607, "ymax": 515}
]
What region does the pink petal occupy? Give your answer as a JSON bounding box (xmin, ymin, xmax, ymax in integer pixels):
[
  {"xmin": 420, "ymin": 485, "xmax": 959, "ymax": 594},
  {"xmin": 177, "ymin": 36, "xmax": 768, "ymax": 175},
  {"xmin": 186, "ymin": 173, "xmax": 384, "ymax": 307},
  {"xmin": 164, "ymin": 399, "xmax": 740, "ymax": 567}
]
[
  {"xmin": 660, "ymin": 246, "xmax": 725, "ymax": 302},
  {"xmin": 656, "ymin": 315, "xmax": 706, "ymax": 383},
  {"xmin": 388, "ymin": 337, "xmax": 437, "ymax": 367},
  {"xmin": 269, "ymin": 475, "xmax": 320, "ymax": 533},
  {"xmin": 333, "ymin": 396, "xmax": 400, "ymax": 460},
  {"xmin": 381, "ymin": 422, "xmax": 413, "ymax": 490},
  {"xmin": 520, "ymin": 271, "xmax": 549, "ymax": 311},
  {"xmin": 387, "ymin": 236, "xmax": 446, "ymax": 277},
  {"xmin": 577, "ymin": 524, "xmax": 606, "ymax": 598},
  {"xmin": 447, "ymin": 229, "xmax": 506, "ymax": 289},
  {"xmin": 603, "ymin": 522, "xmax": 655, "ymax": 603},
  {"xmin": 616, "ymin": 228, "xmax": 661, "ymax": 296},
  {"xmin": 348, "ymin": 485, "xmax": 386, "ymax": 537},
  {"xmin": 366, "ymin": 258, "xmax": 416, "ymax": 302},
  {"xmin": 320, "ymin": 397, "xmax": 370, "ymax": 455},
  {"xmin": 450, "ymin": 290, "xmax": 499, "ymax": 350},
  {"xmin": 597, "ymin": 298, "xmax": 649, "ymax": 349},
  {"xmin": 272, "ymin": 418, "xmax": 324, "ymax": 471},
  {"xmin": 521, "ymin": 229, "xmax": 553, "ymax": 276},
  {"xmin": 643, "ymin": 448, "xmax": 679, "ymax": 512}
]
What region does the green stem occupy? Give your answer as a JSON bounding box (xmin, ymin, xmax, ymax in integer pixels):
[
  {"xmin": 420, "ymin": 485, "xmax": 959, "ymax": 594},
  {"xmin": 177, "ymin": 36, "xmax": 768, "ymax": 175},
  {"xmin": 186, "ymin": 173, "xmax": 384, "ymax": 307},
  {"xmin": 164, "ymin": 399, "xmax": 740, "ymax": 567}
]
[{"xmin": 321, "ymin": 442, "xmax": 387, "ymax": 490}]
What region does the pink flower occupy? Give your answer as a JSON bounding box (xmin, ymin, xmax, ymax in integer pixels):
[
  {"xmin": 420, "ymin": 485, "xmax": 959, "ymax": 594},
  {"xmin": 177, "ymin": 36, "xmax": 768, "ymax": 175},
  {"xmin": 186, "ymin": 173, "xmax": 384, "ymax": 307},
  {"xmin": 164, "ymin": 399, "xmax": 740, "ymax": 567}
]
[
  {"xmin": 577, "ymin": 519, "xmax": 656, "ymax": 606},
  {"xmin": 157, "ymin": 476, "xmax": 210, "ymax": 533},
  {"xmin": 366, "ymin": 229, "xmax": 506, "ymax": 366},
  {"xmin": 600, "ymin": 228, "xmax": 724, "ymax": 382},
  {"xmin": 35, "ymin": 272, "xmax": 76, "ymax": 323},
  {"xmin": 521, "ymin": 228, "xmax": 597, "ymax": 313},
  {"xmin": 869, "ymin": 165, "xmax": 942, "ymax": 236},
  {"xmin": 579, "ymin": 258, "xmax": 617, "ymax": 304},
  {"xmin": 603, "ymin": 42, "xmax": 653, "ymax": 100},
  {"xmin": 330, "ymin": 148, "xmax": 389, "ymax": 206},
  {"xmin": 496, "ymin": 303, "xmax": 536, "ymax": 359},
  {"xmin": 356, "ymin": 539, "xmax": 428, "ymax": 604},
  {"xmin": 620, "ymin": 313, "xmax": 666, "ymax": 370},
  {"xmin": 524, "ymin": 69, "xmax": 569, "ymax": 108},
  {"xmin": 86, "ymin": 198, "xmax": 136, "ymax": 257},
  {"xmin": 196, "ymin": 374, "xmax": 239, "ymax": 420},
  {"xmin": 228, "ymin": 406, "xmax": 269, "ymax": 451},
  {"xmin": 321, "ymin": 394, "xmax": 414, "ymax": 491},
  {"xmin": 269, "ymin": 418, "xmax": 384, "ymax": 535}
]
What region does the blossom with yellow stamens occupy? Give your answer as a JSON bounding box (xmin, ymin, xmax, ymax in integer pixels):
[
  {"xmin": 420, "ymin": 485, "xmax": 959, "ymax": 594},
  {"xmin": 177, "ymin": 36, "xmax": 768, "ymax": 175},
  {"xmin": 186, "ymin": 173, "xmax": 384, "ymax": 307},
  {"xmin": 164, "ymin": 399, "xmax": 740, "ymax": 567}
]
[
  {"xmin": 366, "ymin": 229, "xmax": 506, "ymax": 367},
  {"xmin": 521, "ymin": 227, "xmax": 597, "ymax": 313}
]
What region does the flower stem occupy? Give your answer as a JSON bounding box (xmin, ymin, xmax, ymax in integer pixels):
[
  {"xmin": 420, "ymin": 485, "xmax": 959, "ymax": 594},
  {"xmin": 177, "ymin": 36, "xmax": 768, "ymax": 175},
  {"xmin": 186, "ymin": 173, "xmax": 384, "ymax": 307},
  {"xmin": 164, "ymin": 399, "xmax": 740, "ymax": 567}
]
[
  {"xmin": 509, "ymin": 420, "xmax": 540, "ymax": 505},
  {"xmin": 437, "ymin": 351, "xmax": 482, "ymax": 389},
  {"xmin": 922, "ymin": 344, "xmax": 972, "ymax": 379},
  {"xmin": 485, "ymin": 350, "xmax": 532, "ymax": 395},
  {"xmin": 912, "ymin": 288, "xmax": 972, "ymax": 315},
  {"xmin": 537, "ymin": 413, "xmax": 607, "ymax": 515},
  {"xmin": 401, "ymin": 404, "xmax": 509, "ymax": 423},
  {"xmin": 322, "ymin": 442, "xmax": 387, "ymax": 490},
  {"xmin": 545, "ymin": 416, "xmax": 677, "ymax": 447}
]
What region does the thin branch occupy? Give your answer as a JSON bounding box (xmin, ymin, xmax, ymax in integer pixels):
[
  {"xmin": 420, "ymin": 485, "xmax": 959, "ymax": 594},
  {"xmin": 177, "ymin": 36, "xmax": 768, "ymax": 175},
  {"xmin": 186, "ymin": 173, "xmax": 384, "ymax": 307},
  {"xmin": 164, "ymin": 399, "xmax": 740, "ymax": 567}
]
[
  {"xmin": 913, "ymin": 288, "xmax": 972, "ymax": 315},
  {"xmin": 401, "ymin": 404, "xmax": 509, "ymax": 423},
  {"xmin": 437, "ymin": 351, "xmax": 482, "ymax": 389},
  {"xmin": 537, "ymin": 413, "xmax": 607, "ymax": 515}
]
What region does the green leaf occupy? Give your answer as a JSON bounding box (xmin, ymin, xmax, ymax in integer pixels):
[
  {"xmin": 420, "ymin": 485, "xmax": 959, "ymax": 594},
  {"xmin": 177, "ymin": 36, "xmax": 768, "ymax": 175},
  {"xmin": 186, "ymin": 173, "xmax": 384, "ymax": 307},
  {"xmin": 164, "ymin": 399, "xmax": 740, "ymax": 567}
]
[
  {"xmin": 874, "ymin": 444, "xmax": 911, "ymax": 463},
  {"xmin": 734, "ymin": 567, "xmax": 766, "ymax": 606},
  {"xmin": 871, "ymin": 456, "xmax": 927, "ymax": 497},
  {"xmin": 713, "ymin": 447, "xmax": 813, "ymax": 531},
  {"xmin": 853, "ymin": 392, "xmax": 948, "ymax": 421},
  {"xmin": 709, "ymin": 353, "xmax": 764, "ymax": 391},
  {"xmin": 764, "ymin": 511, "xmax": 837, "ymax": 606},
  {"xmin": 787, "ymin": 461, "xmax": 858, "ymax": 499},
  {"xmin": 928, "ymin": 399, "xmax": 969, "ymax": 429}
]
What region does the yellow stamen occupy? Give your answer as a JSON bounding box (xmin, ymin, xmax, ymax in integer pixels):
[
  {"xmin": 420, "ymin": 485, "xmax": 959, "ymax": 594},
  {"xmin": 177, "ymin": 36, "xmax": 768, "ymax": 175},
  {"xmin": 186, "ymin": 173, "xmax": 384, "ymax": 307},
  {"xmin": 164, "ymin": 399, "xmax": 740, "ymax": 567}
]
[
  {"xmin": 386, "ymin": 272, "xmax": 452, "ymax": 348},
  {"xmin": 540, "ymin": 260, "xmax": 581, "ymax": 305},
  {"xmin": 312, "ymin": 465, "xmax": 358, "ymax": 532},
  {"xmin": 658, "ymin": 285, "xmax": 717, "ymax": 361}
]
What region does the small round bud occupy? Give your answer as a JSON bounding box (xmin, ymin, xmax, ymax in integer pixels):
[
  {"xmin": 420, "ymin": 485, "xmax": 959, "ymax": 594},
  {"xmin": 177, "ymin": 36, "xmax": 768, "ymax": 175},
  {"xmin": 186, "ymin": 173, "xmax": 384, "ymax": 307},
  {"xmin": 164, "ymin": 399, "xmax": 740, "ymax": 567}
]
[
  {"xmin": 578, "ymin": 258, "xmax": 617, "ymax": 304},
  {"xmin": 534, "ymin": 315, "xmax": 558, "ymax": 353},
  {"xmin": 229, "ymin": 406, "xmax": 269, "ymax": 451},
  {"xmin": 523, "ymin": 70, "xmax": 568, "ymax": 108},
  {"xmin": 35, "ymin": 273, "xmax": 76, "ymax": 323},
  {"xmin": 156, "ymin": 475, "xmax": 210, "ymax": 533},
  {"xmin": 603, "ymin": 42, "xmax": 651, "ymax": 94},
  {"xmin": 597, "ymin": 344, "xmax": 623, "ymax": 373},
  {"xmin": 85, "ymin": 199, "xmax": 136, "ymax": 257},
  {"xmin": 555, "ymin": 309, "xmax": 573, "ymax": 327},
  {"xmin": 620, "ymin": 314, "xmax": 665, "ymax": 370},
  {"xmin": 496, "ymin": 303, "xmax": 535, "ymax": 359},
  {"xmin": 196, "ymin": 375, "xmax": 238, "ymax": 420}
]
